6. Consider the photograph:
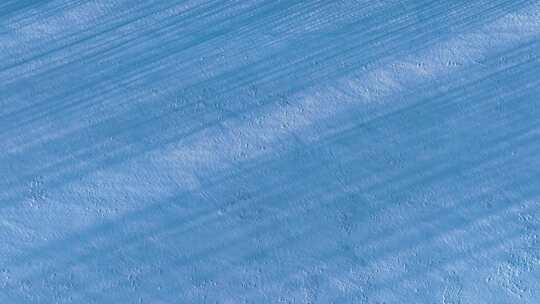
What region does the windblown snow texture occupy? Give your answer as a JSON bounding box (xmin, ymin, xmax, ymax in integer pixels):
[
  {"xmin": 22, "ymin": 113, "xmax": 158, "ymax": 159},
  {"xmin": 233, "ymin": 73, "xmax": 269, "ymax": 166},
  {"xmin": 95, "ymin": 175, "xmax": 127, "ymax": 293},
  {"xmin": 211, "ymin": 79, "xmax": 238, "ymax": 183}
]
[{"xmin": 1, "ymin": 1, "xmax": 539, "ymax": 303}]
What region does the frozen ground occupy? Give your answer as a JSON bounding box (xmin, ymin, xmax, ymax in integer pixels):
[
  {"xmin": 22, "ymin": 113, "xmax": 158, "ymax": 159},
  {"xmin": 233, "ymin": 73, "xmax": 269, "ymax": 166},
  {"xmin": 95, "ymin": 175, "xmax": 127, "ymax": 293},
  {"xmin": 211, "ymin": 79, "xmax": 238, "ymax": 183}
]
[{"xmin": 1, "ymin": 0, "xmax": 540, "ymax": 303}]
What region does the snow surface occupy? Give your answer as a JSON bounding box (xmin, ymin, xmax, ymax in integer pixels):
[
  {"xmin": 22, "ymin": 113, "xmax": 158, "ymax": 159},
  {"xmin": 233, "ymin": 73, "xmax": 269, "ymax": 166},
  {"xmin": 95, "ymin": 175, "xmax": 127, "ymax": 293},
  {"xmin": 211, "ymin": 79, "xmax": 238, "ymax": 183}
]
[{"xmin": 1, "ymin": 0, "xmax": 540, "ymax": 303}]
